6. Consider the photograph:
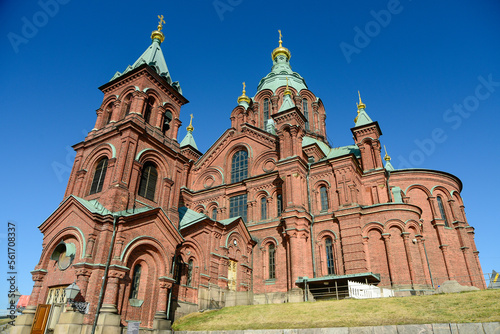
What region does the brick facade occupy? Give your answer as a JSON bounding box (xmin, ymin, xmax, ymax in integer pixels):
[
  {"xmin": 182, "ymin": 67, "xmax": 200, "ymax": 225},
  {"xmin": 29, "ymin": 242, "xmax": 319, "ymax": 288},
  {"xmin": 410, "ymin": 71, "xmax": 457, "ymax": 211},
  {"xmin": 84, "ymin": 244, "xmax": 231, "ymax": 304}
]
[{"xmin": 16, "ymin": 27, "xmax": 485, "ymax": 333}]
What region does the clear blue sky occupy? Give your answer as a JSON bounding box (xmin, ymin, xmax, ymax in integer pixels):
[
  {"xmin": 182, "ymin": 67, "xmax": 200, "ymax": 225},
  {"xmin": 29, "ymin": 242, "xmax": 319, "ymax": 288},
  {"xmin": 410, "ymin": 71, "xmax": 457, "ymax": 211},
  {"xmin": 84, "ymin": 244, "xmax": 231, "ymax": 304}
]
[{"xmin": 1, "ymin": 0, "xmax": 499, "ymax": 301}]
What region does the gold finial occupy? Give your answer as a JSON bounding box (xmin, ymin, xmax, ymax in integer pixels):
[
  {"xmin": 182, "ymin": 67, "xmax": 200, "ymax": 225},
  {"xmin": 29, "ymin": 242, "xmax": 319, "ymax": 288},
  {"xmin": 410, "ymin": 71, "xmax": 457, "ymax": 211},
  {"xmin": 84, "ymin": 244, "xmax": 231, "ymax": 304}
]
[
  {"xmin": 237, "ymin": 81, "xmax": 251, "ymax": 104},
  {"xmin": 151, "ymin": 14, "xmax": 165, "ymax": 43},
  {"xmin": 357, "ymin": 91, "xmax": 366, "ymax": 110},
  {"xmin": 384, "ymin": 145, "xmax": 391, "ymax": 161},
  {"xmin": 157, "ymin": 15, "xmax": 165, "ymax": 31},
  {"xmin": 271, "ymin": 29, "xmax": 291, "ymax": 60},
  {"xmin": 186, "ymin": 114, "xmax": 194, "ymax": 132},
  {"xmin": 284, "ymin": 76, "xmax": 292, "ymax": 96}
]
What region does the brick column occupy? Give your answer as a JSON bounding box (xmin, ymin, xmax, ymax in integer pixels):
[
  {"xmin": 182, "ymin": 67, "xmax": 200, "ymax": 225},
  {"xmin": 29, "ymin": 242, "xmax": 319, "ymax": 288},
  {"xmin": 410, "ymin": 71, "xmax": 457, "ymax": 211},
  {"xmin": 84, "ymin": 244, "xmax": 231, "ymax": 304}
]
[
  {"xmin": 93, "ymin": 108, "xmax": 104, "ymax": 130},
  {"xmin": 439, "ymin": 245, "xmax": 453, "ymax": 280},
  {"xmin": 415, "ymin": 235, "xmax": 432, "ymax": 286},
  {"xmin": 101, "ymin": 270, "xmax": 125, "ymax": 313},
  {"xmin": 75, "ymin": 268, "xmax": 92, "ymax": 299},
  {"xmin": 401, "ymin": 232, "xmax": 415, "ymax": 288},
  {"xmin": 155, "ymin": 279, "xmax": 172, "ymax": 319},
  {"xmin": 382, "ymin": 233, "xmax": 394, "ymax": 287},
  {"xmin": 28, "ymin": 271, "xmax": 47, "ymax": 308}
]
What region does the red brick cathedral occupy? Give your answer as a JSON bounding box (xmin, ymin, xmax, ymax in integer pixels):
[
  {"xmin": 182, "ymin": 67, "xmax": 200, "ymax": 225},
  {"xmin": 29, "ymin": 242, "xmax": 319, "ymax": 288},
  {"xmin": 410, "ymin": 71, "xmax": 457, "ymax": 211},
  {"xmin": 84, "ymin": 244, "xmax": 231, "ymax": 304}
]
[{"xmin": 14, "ymin": 21, "xmax": 485, "ymax": 334}]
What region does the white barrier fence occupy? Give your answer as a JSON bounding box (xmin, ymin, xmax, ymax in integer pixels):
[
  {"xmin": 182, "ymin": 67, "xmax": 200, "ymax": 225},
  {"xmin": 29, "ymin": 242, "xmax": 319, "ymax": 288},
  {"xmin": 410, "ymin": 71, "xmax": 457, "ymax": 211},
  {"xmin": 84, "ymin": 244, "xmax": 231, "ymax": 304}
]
[{"xmin": 348, "ymin": 280, "xmax": 394, "ymax": 299}]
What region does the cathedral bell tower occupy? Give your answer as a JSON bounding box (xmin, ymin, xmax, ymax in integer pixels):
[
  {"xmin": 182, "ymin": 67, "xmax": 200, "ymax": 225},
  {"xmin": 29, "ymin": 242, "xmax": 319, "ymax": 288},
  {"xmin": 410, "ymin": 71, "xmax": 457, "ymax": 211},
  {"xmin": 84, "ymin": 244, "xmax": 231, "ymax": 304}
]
[
  {"xmin": 351, "ymin": 92, "xmax": 383, "ymax": 171},
  {"xmin": 64, "ymin": 16, "xmax": 189, "ymax": 214}
]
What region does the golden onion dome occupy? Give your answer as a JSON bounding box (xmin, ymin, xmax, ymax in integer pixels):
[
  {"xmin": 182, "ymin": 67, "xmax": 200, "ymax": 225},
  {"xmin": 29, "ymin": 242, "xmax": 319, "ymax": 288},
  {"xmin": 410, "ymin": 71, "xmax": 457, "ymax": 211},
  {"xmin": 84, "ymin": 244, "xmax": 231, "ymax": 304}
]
[
  {"xmin": 271, "ymin": 30, "xmax": 291, "ymax": 61},
  {"xmin": 151, "ymin": 15, "xmax": 165, "ymax": 44},
  {"xmin": 237, "ymin": 82, "xmax": 251, "ymax": 104}
]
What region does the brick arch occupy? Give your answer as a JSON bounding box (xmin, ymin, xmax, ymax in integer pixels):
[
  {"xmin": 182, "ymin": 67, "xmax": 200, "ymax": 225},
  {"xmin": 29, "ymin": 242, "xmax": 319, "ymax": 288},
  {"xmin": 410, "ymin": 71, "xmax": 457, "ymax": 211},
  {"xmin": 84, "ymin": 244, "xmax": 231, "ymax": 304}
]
[
  {"xmin": 120, "ymin": 236, "xmax": 169, "ymax": 276},
  {"xmin": 135, "ymin": 148, "xmax": 170, "ymax": 179},
  {"xmin": 162, "ymin": 102, "xmax": 179, "ymax": 120},
  {"xmin": 142, "ymin": 87, "xmax": 162, "ymax": 103},
  {"xmin": 255, "ymin": 189, "xmax": 270, "ymax": 200},
  {"xmin": 193, "ymin": 167, "xmax": 225, "ymax": 190},
  {"xmin": 193, "ymin": 204, "xmax": 206, "ymax": 213},
  {"xmin": 384, "ymin": 219, "xmax": 405, "ymax": 233},
  {"xmin": 253, "ymin": 89, "xmax": 273, "ymax": 102},
  {"xmin": 223, "ymin": 143, "xmax": 253, "ymax": 182},
  {"xmin": 39, "ymin": 226, "xmax": 86, "ymax": 268},
  {"xmin": 81, "ymin": 143, "xmax": 115, "ymax": 195},
  {"xmin": 299, "ymin": 89, "xmax": 316, "ymax": 101},
  {"xmin": 362, "ymin": 222, "xmax": 384, "ymax": 236},
  {"xmin": 316, "ymin": 229, "xmax": 338, "ymax": 241},
  {"xmin": 178, "ymin": 239, "xmax": 205, "ymax": 267},
  {"xmin": 404, "ymin": 219, "xmax": 422, "ymax": 234},
  {"xmin": 118, "ymin": 86, "xmax": 138, "ymax": 100},
  {"xmin": 260, "ymin": 236, "xmax": 279, "ymax": 248},
  {"xmin": 431, "ymin": 185, "xmax": 452, "ymax": 199},
  {"xmin": 100, "ymin": 95, "xmax": 118, "ymax": 110},
  {"xmin": 405, "ymin": 184, "xmax": 432, "ymax": 198},
  {"xmin": 251, "ymin": 151, "xmax": 278, "ymax": 176}
]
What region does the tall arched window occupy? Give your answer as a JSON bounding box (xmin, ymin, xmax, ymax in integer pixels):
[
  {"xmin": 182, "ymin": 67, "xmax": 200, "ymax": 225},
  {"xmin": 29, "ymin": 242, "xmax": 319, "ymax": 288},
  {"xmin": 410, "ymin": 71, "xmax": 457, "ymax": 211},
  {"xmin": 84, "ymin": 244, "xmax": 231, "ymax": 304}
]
[
  {"xmin": 123, "ymin": 94, "xmax": 133, "ymax": 116},
  {"xmin": 277, "ymin": 193, "xmax": 283, "ymax": 217},
  {"xmin": 263, "ymin": 98, "xmax": 270, "ymax": 122},
  {"xmin": 211, "ymin": 207, "xmax": 217, "ymax": 220},
  {"xmin": 261, "ymin": 197, "xmax": 267, "ymax": 220},
  {"xmin": 268, "ymin": 243, "xmax": 276, "ymax": 279},
  {"xmin": 143, "ymin": 96, "xmax": 155, "ymax": 124},
  {"xmin": 163, "ymin": 110, "xmax": 172, "ymax": 134},
  {"xmin": 437, "ymin": 196, "xmax": 449, "ymax": 227},
  {"xmin": 320, "ymin": 186, "xmax": 328, "ymax": 211},
  {"xmin": 130, "ymin": 264, "xmax": 142, "ymax": 299},
  {"xmin": 105, "ymin": 104, "xmax": 113, "ymax": 125},
  {"xmin": 231, "ymin": 150, "xmax": 248, "ymax": 183},
  {"xmin": 303, "ymin": 99, "xmax": 309, "ymax": 131},
  {"xmin": 186, "ymin": 259, "xmax": 194, "ymax": 287},
  {"xmin": 138, "ymin": 163, "xmax": 158, "ymax": 201},
  {"xmin": 89, "ymin": 158, "xmax": 108, "ymax": 195},
  {"xmin": 325, "ymin": 238, "xmax": 335, "ymax": 275}
]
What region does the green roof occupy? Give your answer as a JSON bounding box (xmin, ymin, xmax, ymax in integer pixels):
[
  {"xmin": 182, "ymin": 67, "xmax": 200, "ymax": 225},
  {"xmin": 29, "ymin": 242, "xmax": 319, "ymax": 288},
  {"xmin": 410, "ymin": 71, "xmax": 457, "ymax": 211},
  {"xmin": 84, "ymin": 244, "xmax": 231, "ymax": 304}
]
[
  {"xmin": 355, "ymin": 108, "xmax": 373, "ymax": 127},
  {"xmin": 278, "ymin": 94, "xmax": 295, "ymax": 112},
  {"xmin": 110, "ymin": 38, "xmax": 182, "ymax": 94},
  {"xmin": 302, "ymin": 136, "xmax": 360, "ymax": 160},
  {"xmin": 180, "ymin": 130, "xmax": 198, "ymax": 150},
  {"xmin": 178, "ymin": 206, "xmax": 208, "ymax": 230},
  {"xmin": 255, "ymin": 54, "xmax": 307, "ymax": 94}
]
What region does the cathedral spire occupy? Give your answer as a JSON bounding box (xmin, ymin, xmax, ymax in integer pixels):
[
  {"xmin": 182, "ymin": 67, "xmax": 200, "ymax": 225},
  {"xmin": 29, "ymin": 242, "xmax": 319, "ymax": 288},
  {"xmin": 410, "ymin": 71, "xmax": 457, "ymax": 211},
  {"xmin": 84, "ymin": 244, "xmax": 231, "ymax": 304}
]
[
  {"xmin": 151, "ymin": 14, "xmax": 165, "ymax": 44},
  {"xmin": 354, "ymin": 91, "xmax": 373, "ymax": 126},
  {"xmin": 180, "ymin": 114, "xmax": 198, "ymax": 150},
  {"xmin": 384, "ymin": 145, "xmax": 395, "ymax": 171},
  {"xmin": 271, "ymin": 30, "xmax": 291, "ymax": 61},
  {"xmin": 237, "ymin": 82, "xmax": 251, "ymax": 106}
]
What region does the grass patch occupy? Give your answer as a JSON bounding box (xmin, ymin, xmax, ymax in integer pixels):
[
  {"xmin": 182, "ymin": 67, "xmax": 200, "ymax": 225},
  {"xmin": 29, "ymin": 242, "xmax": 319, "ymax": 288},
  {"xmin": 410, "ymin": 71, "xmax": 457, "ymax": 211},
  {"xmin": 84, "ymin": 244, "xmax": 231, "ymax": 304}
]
[{"xmin": 172, "ymin": 289, "xmax": 500, "ymax": 331}]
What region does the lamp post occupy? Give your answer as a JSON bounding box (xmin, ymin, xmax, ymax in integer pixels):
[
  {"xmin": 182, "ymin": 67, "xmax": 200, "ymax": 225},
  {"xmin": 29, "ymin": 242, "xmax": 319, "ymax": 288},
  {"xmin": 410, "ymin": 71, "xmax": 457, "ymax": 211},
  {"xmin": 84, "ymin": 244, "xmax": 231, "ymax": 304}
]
[{"xmin": 64, "ymin": 282, "xmax": 81, "ymax": 311}]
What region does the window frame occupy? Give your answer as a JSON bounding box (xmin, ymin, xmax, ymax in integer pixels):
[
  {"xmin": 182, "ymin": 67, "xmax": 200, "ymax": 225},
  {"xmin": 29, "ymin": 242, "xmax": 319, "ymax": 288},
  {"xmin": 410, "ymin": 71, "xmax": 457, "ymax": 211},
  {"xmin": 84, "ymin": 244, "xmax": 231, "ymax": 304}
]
[
  {"xmin": 303, "ymin": 98, "xmax": 309, "ymax": 131},
  {"xmin": 229, "ymin": 194, "xmax": 248, "ymax": 223},
  {"xmin": 436, "ymin": 196, "xmax": 449, "ymax": 227},
  {"xmin": 138, "ymin": 162, "xmax": 158, "ymax": 201},
  {"xmin": 268, "ymin": 243, "xmax": 276, "ymax": 279},
  {"xmin": 231, "ymin": 150, "xmax": 248, "ymax": 183},
  {"xmin": 130, "ymin": 264, "xmax": 142, "ymax": 299},
  {"xmin": 260, "ymin": 197, "xmax": 267, "ymax": 220},
  {"xmin": 89, "ymin": 158, "xmax": 108, "ymax": 195},
  {"xmin": 320, "ymin": 186, "xmax": 328, "ymax": 212},
  {"xmin": 325, "ymin": 238, "xmax": 335, "ymax": 275}
]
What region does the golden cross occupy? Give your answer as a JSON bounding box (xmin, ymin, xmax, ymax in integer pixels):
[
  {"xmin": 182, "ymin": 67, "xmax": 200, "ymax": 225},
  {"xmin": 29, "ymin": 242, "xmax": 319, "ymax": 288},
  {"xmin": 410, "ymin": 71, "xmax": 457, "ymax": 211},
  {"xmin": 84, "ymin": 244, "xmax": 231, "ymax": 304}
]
[
  {"xmin": 358, "ymin": 90, "xmax": 363, "ymax": 104},
  {"xmin": 190, "ymin": 113, "xmax": 193, "ymax": 122},
  {"xmin": 158, "ymin": 15, "xmax": 165, "ymax": 30},
  {"xmin": 242, "ymin": 82, "xmax": 246, "ymax": 91},
  {"xmin": 278, "ymin": 29, "xmax": 282, "ymax": 41}
]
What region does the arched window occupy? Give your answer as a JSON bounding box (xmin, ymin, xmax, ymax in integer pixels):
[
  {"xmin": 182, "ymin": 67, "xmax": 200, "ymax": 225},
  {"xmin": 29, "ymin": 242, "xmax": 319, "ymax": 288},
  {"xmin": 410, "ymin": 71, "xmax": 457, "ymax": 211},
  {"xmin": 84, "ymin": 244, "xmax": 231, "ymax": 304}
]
[
  {"xmin": 231, "ymin": 150, "xmax": 248, "ymax": 183},
  {"xmin": 277, "ymin": 193, "xmax": 283, "ymax": 217},
  {"xmin": 325, "ymin": 238, "xmax": 335, "ymax": 275},
  {"xmin": 123, "ymin": 94, "xmax": 133, "ymax": 116},
  {"xmin": 138, "ymin": 163, "xmax": 158, "ymax": 201},
  {"xmin": 303, "ymin": 99, "xmax": 309, "ymax": 131},
  {"xmin": 268, "ymin": 243, "xmax": 276, "ymax": 279},
  {"xmin": 89, "ymin": 158, "xmax": 108, "ymax": 195},
  {"xmin": 261, "ymin": 197, "xmax": 267, "ymax": 220},
  {"xmin": 186, "ymin": 259, "xmax": 194, "ymax": 287},
  {"xmin": 437, "ymin": 196, "xmax": 449, "ymax": 227},
  {"xmin": 130, "ymin": 264, "xmax": 142, "ymax": 299},
  {"xmin": 211, "ymin": 207, "xmax": 217, "ymax": 220},
  {"xmin": 163, "ymin": 110, "xmax": 172, "ymax": 134},
  {"xmin": 105, "ymin": 104, "xmax": 113, "ymax": 125},
  {"xmin": 320, "ymin": 186, "xmax": 328, "ymax": 211},
  {"xmin": 143, "ymin": 96, "xmax": 155, "ymax": 124},
  {"xmin": 263, "ymin": 98, "xmax": 270, "ymax": 122}
]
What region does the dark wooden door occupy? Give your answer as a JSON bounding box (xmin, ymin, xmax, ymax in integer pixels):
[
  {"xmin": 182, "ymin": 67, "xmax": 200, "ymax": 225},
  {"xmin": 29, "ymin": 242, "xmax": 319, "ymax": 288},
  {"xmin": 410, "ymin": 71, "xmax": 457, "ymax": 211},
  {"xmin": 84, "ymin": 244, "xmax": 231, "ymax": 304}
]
[{"xmin": 30, "ymin": 304, "xmax": 51, "ymax": 334}]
